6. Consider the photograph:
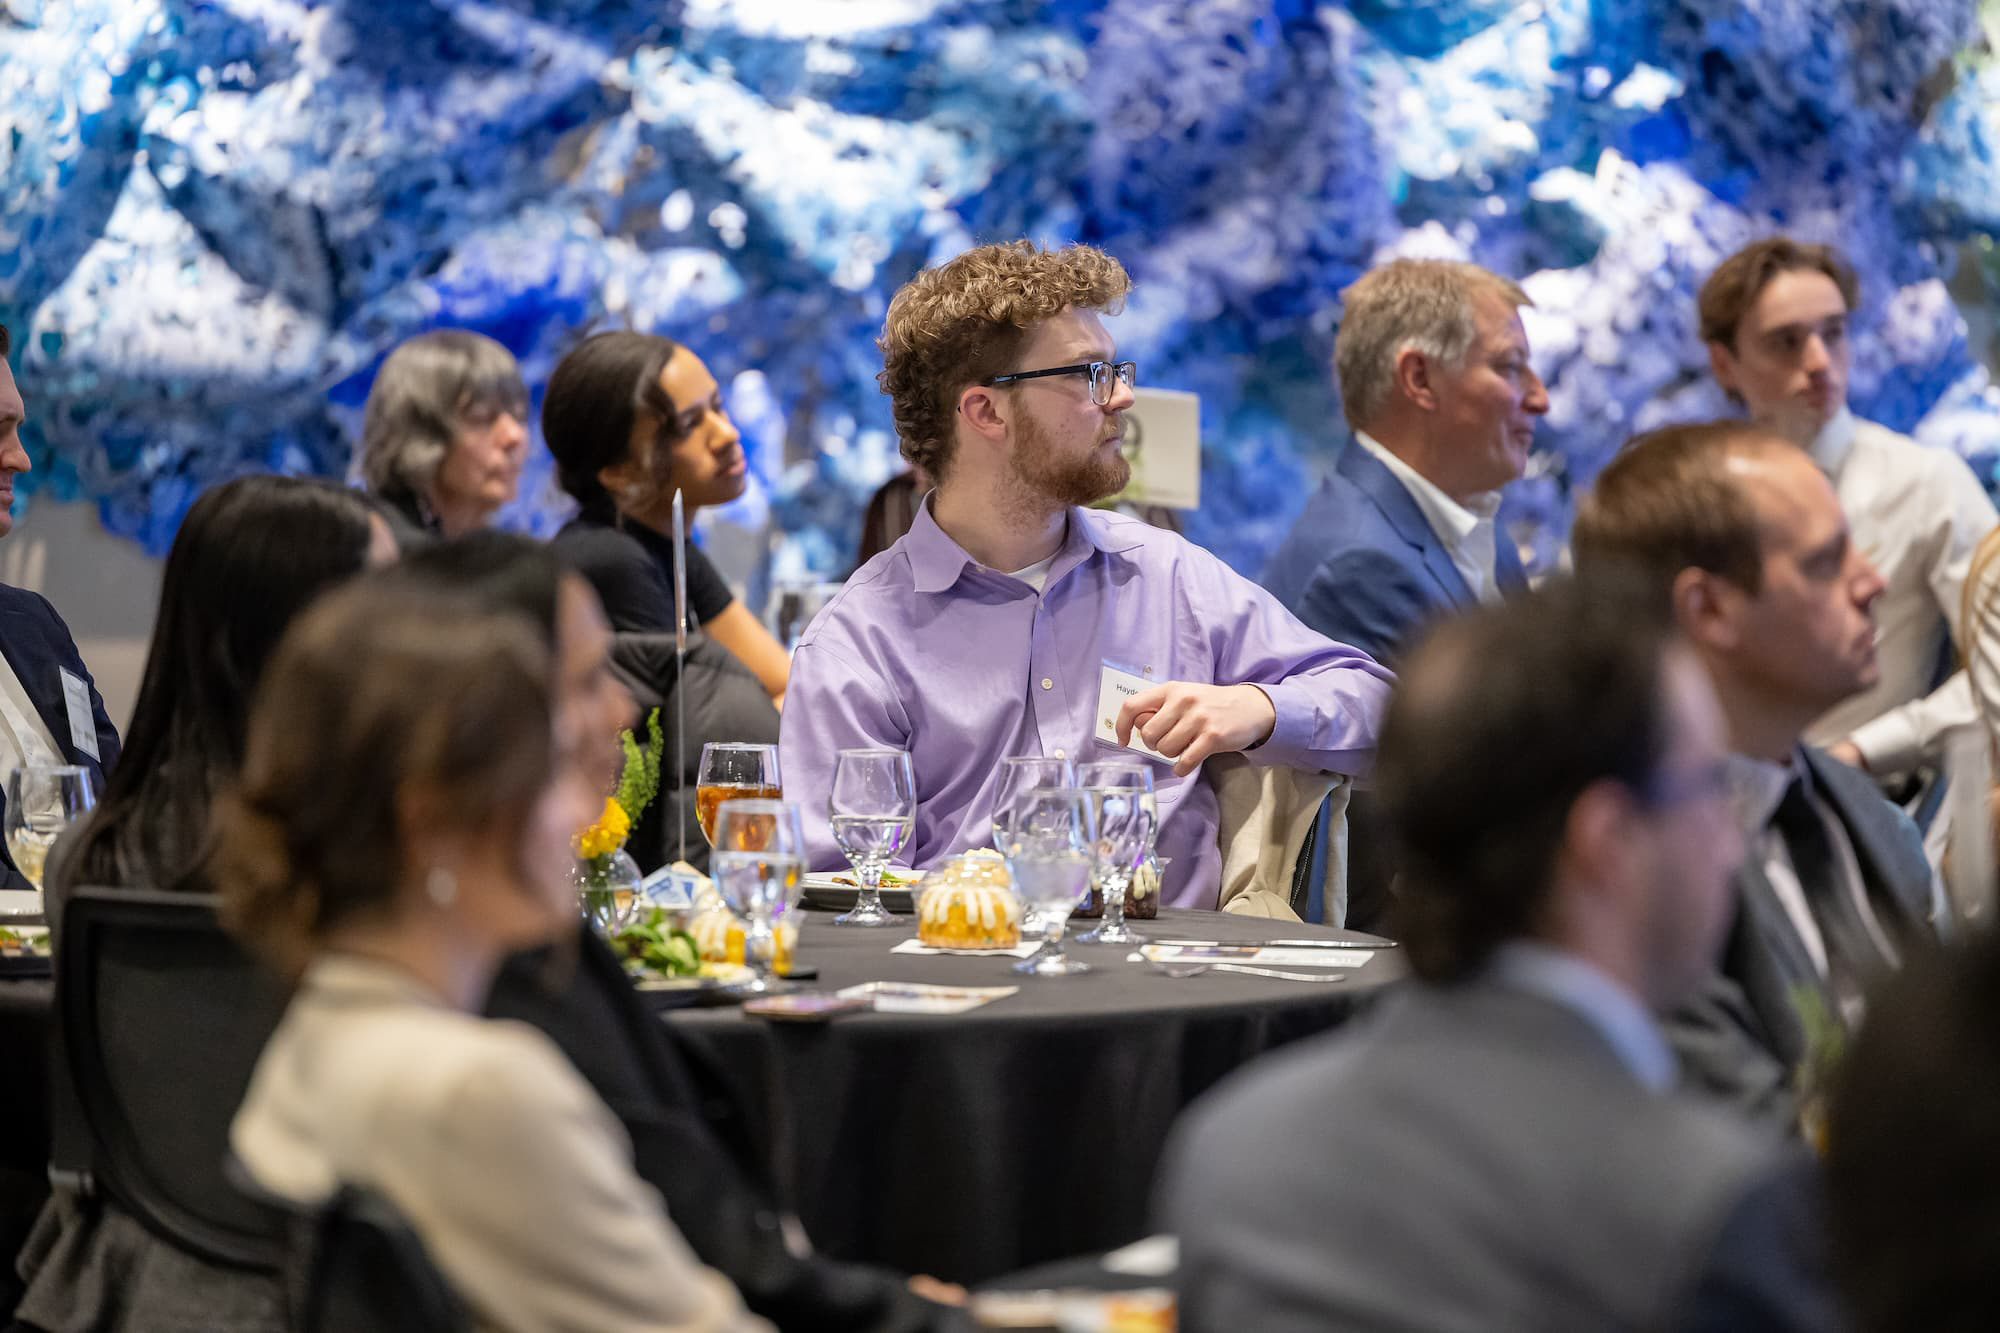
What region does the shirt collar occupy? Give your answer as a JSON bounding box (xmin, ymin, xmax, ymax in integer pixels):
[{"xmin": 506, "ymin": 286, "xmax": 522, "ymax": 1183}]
[
  {"xmin": 1724, "ymin": 747, "xmax": 1808, "ymax": 834},
  {"xmin": 1488, "ymin": 941, "xmax": 1677, "ymax": 1094},
  {"xmin": 1353, "ymin": 431, "xmax": 1500, "ymax": 544},
  {"xmin": 1805, "ymin": 407, "xmax": 1858, "ymax": 479},
  {"xmin": 905, "ymin": 493, "xmax": 1145, "ymax": 595}
]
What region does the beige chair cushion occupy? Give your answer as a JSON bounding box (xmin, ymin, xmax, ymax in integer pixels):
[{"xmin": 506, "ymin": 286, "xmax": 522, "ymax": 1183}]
[{"xmin": 1208, "ymin": 752, "xmax": 1349, "ymax": 924}]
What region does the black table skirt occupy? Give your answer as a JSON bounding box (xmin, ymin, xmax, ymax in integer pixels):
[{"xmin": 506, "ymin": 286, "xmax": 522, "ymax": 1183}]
[{"xmin": 663, "ymin": 907, "xmax": 1402, "ymax": 1284}]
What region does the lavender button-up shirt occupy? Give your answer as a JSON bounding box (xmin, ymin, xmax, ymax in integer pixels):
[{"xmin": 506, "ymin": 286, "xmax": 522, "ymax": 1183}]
[{"xmin": 779, "ymin": 500, "xmax": 1395, "ymax": 909}]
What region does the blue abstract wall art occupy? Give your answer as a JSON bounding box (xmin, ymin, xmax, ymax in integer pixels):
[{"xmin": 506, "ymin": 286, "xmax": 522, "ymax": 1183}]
[{"xmin": 4, "ymin": 0, "xmax": 1999, "ymax": 586}]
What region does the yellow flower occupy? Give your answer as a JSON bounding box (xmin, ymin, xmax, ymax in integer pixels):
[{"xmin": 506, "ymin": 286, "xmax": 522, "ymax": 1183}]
[{"xmin": 576, "ymin": 797, "xmax": 632, "ymax": 860}]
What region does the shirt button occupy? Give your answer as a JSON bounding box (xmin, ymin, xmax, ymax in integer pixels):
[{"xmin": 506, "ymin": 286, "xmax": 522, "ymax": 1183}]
[
  {"xmin": 1040, "ymin": 677, "xmax": 1053, "ymax": 690},
  {"xmin": 1054, "ymin": 749, "xmax": 1066, "ymax": 760}
]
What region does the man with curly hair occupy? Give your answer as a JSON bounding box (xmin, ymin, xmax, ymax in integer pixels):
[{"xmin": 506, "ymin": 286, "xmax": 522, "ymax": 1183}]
[{"xmin": 779, "ymin": 241, "xmax": 1392, "ymax": 911}]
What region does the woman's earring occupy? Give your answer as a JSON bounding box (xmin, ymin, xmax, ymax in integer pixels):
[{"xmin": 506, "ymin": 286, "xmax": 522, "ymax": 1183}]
[{"xmin": 426, "ymin": 864, "xmax": 458, "ymax": 907}]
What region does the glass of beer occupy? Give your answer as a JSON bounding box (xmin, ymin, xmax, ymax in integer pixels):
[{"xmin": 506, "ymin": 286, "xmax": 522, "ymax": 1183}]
[{"xmin": 695, "ymin": 742, "xmax": 782, "ymax": 847}]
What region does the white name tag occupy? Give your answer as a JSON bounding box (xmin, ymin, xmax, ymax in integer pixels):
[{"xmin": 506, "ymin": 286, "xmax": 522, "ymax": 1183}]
[
  {"xmin": 1095, "ymin": 663, "xmax": 1171, "ymax": 763},
  {"xmin": 60, "ymin": 669, "xmax": 99, "ymax": 763}
]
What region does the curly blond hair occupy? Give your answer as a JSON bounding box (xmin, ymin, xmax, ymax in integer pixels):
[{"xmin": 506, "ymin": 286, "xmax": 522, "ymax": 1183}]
[{"xmin": 877, "ymin": 240, "xmax": 1130, "ymax": 479}]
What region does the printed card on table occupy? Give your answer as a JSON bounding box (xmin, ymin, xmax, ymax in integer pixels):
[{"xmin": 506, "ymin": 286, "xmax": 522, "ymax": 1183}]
[{"xmin": 837, "ymin": 981, "xmax": 1019, "ymax": 1014}]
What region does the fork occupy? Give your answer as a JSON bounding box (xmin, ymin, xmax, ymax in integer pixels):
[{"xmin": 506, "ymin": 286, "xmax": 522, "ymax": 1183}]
[{"xmin": 1145, "ymin": 960, "xmax": 1349, "ymax": 983}]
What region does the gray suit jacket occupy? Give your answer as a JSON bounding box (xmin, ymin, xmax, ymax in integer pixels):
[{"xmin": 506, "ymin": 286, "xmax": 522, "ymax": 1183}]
[
  {"xmin": 1669, "ymin": 745, "xmax": 1936, "ymax": 1127},
  {"xmin": 1162, "ymin": 978, "xmax": 1787, "ymax": 1333}
]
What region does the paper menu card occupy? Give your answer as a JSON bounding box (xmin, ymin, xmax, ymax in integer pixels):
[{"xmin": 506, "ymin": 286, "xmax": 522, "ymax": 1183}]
[
  {"xmin": 836, "ymin": 981, "xmax": 1020, "ymax": 1014},
  {"xmin": 891, "ymin": 938, "xmax": 1041, "ymax": 960},
  {"xmin": 1137, "ymin": 943, "xmax": 1371, "ymax": 969}
]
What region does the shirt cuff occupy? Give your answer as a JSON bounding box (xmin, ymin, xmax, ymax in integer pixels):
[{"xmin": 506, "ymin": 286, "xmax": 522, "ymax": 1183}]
[
  {"xmin": 1244, "ymin": 680, "xmax": 1312, "ymax": 767},
  {"xmin": 1847, "ymin": 709, "xmax": 1925, "ymax": 779}
]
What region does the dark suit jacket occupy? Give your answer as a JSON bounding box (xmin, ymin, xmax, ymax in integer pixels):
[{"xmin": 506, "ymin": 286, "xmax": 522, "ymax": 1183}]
[
  {"xmin": 1670, "ymin": 746, "xmax": 1937, "ymax": 1128},
  {"xmin": 0, "ymin": 583, "xmax": 120, "ymax": 891},
  {"xmin": 485, "ymin": 925, "xmax": 961, "ymax": 1332},
  {"xmin": 1261, "ymin": 444, "xmax": 1525, "ymax": 927},
  {"xmin": 1260, "ymin": 442, "xmax": 1526, "ymax": 667},
  {"xmin": 1163, "ymin": 975, "xmax": 1826, "ymax": 1333}
]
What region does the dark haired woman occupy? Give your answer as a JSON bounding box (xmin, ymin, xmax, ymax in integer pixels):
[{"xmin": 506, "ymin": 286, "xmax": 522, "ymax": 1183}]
[
  {"xmin": 542, "ymin": 332, "xmax": 790, "ymax": 708},
  {"xmin": 220, "ymin": 579, "xmax": 765, "ymax": 1332},
  {"xmin": 358, "ymin": 330, "xmax": 530, "ymax": 543},
  {"xmin": 12, "ymin": 475, "xmax": 393, "ymax": 1333}
]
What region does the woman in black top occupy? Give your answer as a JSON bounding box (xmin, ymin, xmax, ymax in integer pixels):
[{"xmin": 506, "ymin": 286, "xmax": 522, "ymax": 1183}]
[{"xmin": 542, "ymin": 332, "xmax": 790, "ymax": 707}]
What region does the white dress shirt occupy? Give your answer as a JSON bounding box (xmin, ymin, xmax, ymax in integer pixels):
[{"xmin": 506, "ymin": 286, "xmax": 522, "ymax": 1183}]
[
  {"xmin": 1725, "ymin": 751, "xmax": 1900, "ymax": 1022},
  {"xmin": 1803, "ymin": 410, "xmax": 1998, "ymax": 776},
  {"xmin": 0, "ymin": 651, "xmax": 64, "ymax": 783},
  {"xmin": 1353, "ymin": 432, "xmax": 1505, "ymax": 605}
]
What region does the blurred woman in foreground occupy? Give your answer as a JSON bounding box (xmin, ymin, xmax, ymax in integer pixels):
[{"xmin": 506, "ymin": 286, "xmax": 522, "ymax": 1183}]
[{"xmin": 220, "ymin": 578, "xmax": 766, "ymax": 1332}]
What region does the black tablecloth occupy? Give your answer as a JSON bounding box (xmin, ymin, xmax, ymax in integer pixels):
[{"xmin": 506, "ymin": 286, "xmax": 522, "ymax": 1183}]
[{"xmin": 662, "ymin": 908, "xmax": 1402, "ymax": 1284}]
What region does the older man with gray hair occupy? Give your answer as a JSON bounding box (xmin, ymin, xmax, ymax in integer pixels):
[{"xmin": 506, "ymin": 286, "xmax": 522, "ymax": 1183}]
[
  {"xmin": 1263, "ymin": 259, "xmax": 1548, "ymax": 662},
  {"xmin": 1262, "ymin": 259, "xmax": 1548, "ymax": 926}
]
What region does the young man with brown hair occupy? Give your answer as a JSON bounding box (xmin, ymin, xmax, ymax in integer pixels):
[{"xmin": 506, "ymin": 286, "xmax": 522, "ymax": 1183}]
[
  {"xmin": 1699, "ymin": 238, "xmax": 1996, "ymax": 793},
  {"xmin": 779, "ymin": 241, "xmax": 1392, "ymax": 910}
]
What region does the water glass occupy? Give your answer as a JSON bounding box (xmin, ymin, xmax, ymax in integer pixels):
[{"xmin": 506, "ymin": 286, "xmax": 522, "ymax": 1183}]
[
  {"xmin": 1075, "ymin": 761, "xmax": 1157, "ymax": 946},
  {"xmin": 4, "ymin": 764, "xmax": 97, "ymax": 904},
  {"xmin": 1001, "ymin": 787, "xmax": 1097, "ymax": 977},
  {"xmin": 696, "ymin": 742, "xmax": 781, "ymax": 847},
  {"xmin": 711, "ymin": 798, "xmax": 807, "ymax": 992},
  {"xmin": 828, "ymin": 747, "xmax": 917, "ymax": 926},
  {"xmin": 992, "ymin": 755, "xmax": 1075, "ymax": 960}
]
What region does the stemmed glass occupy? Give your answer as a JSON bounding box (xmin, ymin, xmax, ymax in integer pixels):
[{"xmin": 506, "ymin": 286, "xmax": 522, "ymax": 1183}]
[
  {"xmin": 696, "ymin": 743, "xmax": 781, "ymax": 847},
  {"xmin": 1075, "ymin": 760, "xmax": 1157, "ymax": 946},
  {"xmin": 992, "ymin": 755, "xmax": 1074, "ymax": 964},
  {"xmin": 828, "ymin": 748, "xmax": 916, "ymax": 927},
  {"xmin": 4, "ymin": 764, "xmax": 98, "ymax": 908},
  {"xmin": 997, "ymin": 786, "xmax": 1097, "ymax": 977},
  {"xmin": 711, "ymin": 798, "xmax": 806, "ymax": 993}
]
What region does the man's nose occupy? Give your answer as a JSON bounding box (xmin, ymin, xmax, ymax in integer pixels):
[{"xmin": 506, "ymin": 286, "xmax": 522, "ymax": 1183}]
[
  {"xmin": 1802, "ymin": 335, "xmax": 1831, "ymax": 375},
  {"xmin": 1522, "ymin": 368, "xmax": 1550, "ymax": 415}
]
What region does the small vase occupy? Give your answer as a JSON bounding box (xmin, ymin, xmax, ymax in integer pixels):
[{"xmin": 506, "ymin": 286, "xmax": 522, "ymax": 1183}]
[{"xmin": 575, "ymin": 848, "xmax": 644, "ymax": 933}]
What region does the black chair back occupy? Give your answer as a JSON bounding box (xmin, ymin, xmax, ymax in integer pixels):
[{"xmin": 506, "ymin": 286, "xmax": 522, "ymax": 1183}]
[
  {"xmin": 52, "ymin": 887, "xmax": 292, "ymax": 1269},
  {"xmin": 287, "ymin": 1186, "xmax": 471, "ymax": 1333}
]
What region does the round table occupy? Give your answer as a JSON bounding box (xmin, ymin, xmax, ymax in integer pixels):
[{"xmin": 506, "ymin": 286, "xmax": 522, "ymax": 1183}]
[{"xmin": 662, "ymin": 907, "xmax": 1402, "ymax": 1284}]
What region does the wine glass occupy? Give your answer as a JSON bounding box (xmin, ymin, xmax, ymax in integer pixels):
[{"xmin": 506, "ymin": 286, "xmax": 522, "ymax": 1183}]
[
  {"xmin": 711, "ymin": 798, "xmax": 806, "ymax": 993},
  {"xmin": 999, "ymin": 787, "xmax": 1097, "ymax": 977},
  {"xmin": 992, "ymin": 755, "xmax": 1074, "ymax": 962},
  {"xmin": 696, "ymin": 742, "xmax": 782, "ymax": 847},
  {"xmin": 828, "ymin": 748, "xmax": 916, "ymax": 927},
  {"xmin": 1075, "ymin": 761, "xmax": 1157, "ymax": 946},
  {"xmin": 4, "ymin": 764, "xmax": 98, "ymax": 906}
]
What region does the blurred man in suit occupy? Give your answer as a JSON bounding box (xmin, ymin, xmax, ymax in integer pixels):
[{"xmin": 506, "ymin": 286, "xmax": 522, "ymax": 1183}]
[
  {"xmin": 1261, "ymin": 259, "xmax": 1545, "ymax": 926},
  {"xmin": 1164, "ymin": 579, "xmax": 1829, "ymax": 1332},
  {"xmin": 0, "ymin": 322, "xmax": 118, "ymax": 892},
  {"xmin": 1574, "ymin": 422, "xmax": 1936, "ymax": 1128}
]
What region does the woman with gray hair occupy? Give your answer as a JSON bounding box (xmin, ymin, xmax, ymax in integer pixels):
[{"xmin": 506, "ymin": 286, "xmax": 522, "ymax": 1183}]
[{"xmin": 358, "ymin": 330, "xmax": 530, "ymax": 542}]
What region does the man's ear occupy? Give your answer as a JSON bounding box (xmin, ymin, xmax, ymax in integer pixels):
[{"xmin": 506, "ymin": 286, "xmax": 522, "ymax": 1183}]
[
  {"xmin": 1393, "ymin": 347, "xmax": 1438, "ymax": 412},
  {"xmin": 1673, "ymin": 566, "xmax": 1744, "ymax": 655},
  {"xmin": 1707, "ymin": 340, "xmax": 1741, "ymax": 400},
  {"xmin": 956, "ymin": 384, "xmax": 1010, "ymax": 446}
]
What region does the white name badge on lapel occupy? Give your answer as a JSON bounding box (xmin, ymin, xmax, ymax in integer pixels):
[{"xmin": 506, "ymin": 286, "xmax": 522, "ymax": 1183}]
[
  {"xmin": 1095, "ymin": 662, "xmax": 1171, "ymax": 763},
  {"xmin": 60, "ymin": 669, "xmax": 100, "ymax": 763}
]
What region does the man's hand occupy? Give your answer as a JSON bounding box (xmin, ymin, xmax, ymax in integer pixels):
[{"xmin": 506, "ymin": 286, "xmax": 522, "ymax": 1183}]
[
  {"xmin": 1825, "ymin": 739, "xmax": 1869, "ymax": 772},
  {"xmin": 1116, "ymin": 682, "xmax": 1277, "ymax": 777}
]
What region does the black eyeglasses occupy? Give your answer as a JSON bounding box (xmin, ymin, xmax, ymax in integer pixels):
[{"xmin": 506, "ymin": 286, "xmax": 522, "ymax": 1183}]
[{"xmin": 981, "ymin": 360, "xmax": 1137, "ymax": 407}]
